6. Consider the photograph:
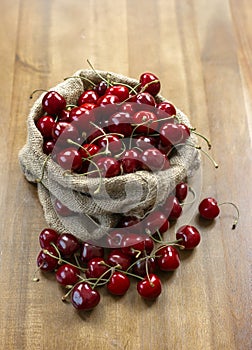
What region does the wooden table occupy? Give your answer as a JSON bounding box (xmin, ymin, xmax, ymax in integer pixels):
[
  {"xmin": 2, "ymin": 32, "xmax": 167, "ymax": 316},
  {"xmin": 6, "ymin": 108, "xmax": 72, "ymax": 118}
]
[{"xmin": 0, "ymin": 1, "xmax": 251, "ymax": 349}]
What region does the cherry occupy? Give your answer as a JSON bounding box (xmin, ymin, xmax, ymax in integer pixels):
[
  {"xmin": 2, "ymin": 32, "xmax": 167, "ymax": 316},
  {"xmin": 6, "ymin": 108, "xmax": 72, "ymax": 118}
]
[
  {"xmin": 54, "ymin": 199, "xmax": 73, "ymax": 217},
  {"xmin": 160, "ymin": 123, "xmax": 183, "ymax": 146},
  {"xmin": 96, "ymin": 135, "xmax": 122, "ymax": 154},
  {"xmin": 43, "ymin": 140, "xmax": 56, "ymax": 155},
  {"xmin": 139, "ymin": 72, "xmax": 161, "ymax": 96},
  {"xmin": 108, "ymin": 112, "xmax": 133, "ymax": 137},
  {"xmin": 117, "ymin": 216, "xmax": 142, "ymax": 231},
  {"xmin": 145, "ymin": 210, "xmax": 169, "ymax": 236},
  {"xmin": 120, "ymin": 149, "xmax": 141, "ymax": 173},
  {"xmin": 95, "ymin": 157, "xmax": 121, "ymax": 178},
  {"xmin": 36, "ymin": 116, "xmax": 56, "ymax": 138},
  {"xmin": 162, "ymin": 196, "xmax": 182, "ymax": 220},
  {"xmin": 107, "ymin": 272, "xmax": 130, "ymax": 296},
  {"xmin": 133, "ymin": 257, "xmax": 156, "ymax": 277},
  {"xmin": 157, "ymin": 102, "xmax": 176, "ymax": 117},
  {"xmin": 136, "ymin": 92, "xmax": 156, "ymax": 107},
  {"xmin": 78, "ymin": 90, "xmax": 99, "ymax": 106},
  {"xmin": 177, "ymin": 123, "xmax": 190, "ymax": 143},
  {"xmin": 119, "ymin": 102, "xmax": 136, "ymax": 115},
  {"xmin": 37, "ymin": 246, "xmax": 59, "ymax": 271},
  {"xmin": 42, "ymin": 91, "xmax": 66, "ymax": 115},
  {"xmin": 106, "ymin": 85, "xmax": 129, "ymax": 102},
  {"xmin": 176, "ymin": 182, "xmax": 188, "ymax": 202},
  {"xmin": 121, "ymin": 234, "xmax": 154, "ymax": 257},
  {"xmin": 137, "ymin": 274, "xmax": 162, "ymax": 300},
  {"xmin": 106, "ymin": 230, "xmax": 124, "ymax": 248},
  {"xmin": 71, "ymin": 282, "xmax": 100, "ymax": 310},
  {"xmin": 134, "ymin": 135, "xmax": 158, "ymax": 150},
  {"xmin": 80, "ymin": 242, "xmax": 104, "ymax": 263},
  {"xmin": 39, "ymin": 228, "xmax": 59, "ymax": 249},
  {"xmin": 176, "ymin": 225, "xmax": 201, "ymax": 249},
  {"xmin": 97, "ymin": 94, "xmax": 119, "ymax": 107},
  {"xmin": 141, "ymin": 148, "xmax": 167, "ymax": 171},
  {"xmin": 58, "ymin": 109, "xmax": 71, "ymax": 122},
  {"xmin": 52, "ymin": 122, "xmax": 79, "ymax": 144},
  {"xmin": 79, "ymin": 143, "xmax": 100, "ymax": 159},
  {"xmin": 56, "ymin": 148, "xmax": 83, "ymax": 171},
  {"xmin": 198, "ymin": 197, "xmax": 220, "ymax": 220},
  {"xmin": 79, "ymin": 103, "xmax": 97, "ymax": 111},
  {"xmin": 131, "ymin": 110, "xmax": 158, "ymax": 134},
  {"xmin": 156, "ymin": 246, "xmax": 180, "ymax": 271},
  {"xmin": 56, "ymin": 233, "xmax": 80, "ymax": 257},
  {"xmin": 107, "ymin": 249, "xmax": 132, "ymax": 270},
  {"xmin": 86, "ymin": 257, "xmax": 109, "ymax": 279},
  {"xmin": 94, "ymin": 81, "xmax": 108, "ymax": 96},
  {"xmin": 55, "ymin": 263, "xmax": 80, "ymax": 286}
]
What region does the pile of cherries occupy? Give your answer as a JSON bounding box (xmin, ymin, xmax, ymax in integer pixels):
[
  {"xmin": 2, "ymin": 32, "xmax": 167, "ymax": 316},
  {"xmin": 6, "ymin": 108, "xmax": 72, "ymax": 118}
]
[{"xmin": 33, "ymin": 70, "xmax": 196, "ymax": 180}]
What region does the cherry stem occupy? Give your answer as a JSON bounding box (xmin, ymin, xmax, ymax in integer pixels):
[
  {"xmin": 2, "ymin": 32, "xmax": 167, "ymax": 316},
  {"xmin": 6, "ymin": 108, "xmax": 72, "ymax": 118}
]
[
  {"xmin": 64, "ymin": 76, "xmax": 96, "ymax": 87},
  {"xmin": 86, "ymin": 59, "xmax": 112, "ymax": 86},
  {"xmin": 92, "ymin": 264, "xmax": 119, "ymax": 289},
  {"xmin": 196, "ymin": 147, "xmax": 219, "ymax": 168},
  {"xmin": 29, "ymin": 89, "xmax": 48, "ymax": 99},
  {"xmin": 114, "ymin": 141, "xmax": 127, "ymax": 159},
  {"xmin": 139, "ymin": 79, "xmax": 159, "ymax": 93},
  {"xmin": 181, "ymin": 186, "xmax": 197, "ymax": 206},
  {"xmin": 36, "ymin": 154, "xmax": 51, "ymax": 183},
  {"xmin": 110, "ymin": 80, "xmax": 139, "ymax": 95},
  {"xmin": 218, "ymin": 202, "xmax": 240, "ymax": 229},
  {"xmin": 191, "ymin": 130, "xmax": 212, "ymax": 150}
]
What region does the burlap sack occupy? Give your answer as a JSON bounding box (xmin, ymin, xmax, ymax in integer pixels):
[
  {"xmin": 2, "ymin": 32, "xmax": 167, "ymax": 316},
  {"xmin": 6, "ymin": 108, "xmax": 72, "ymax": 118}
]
[{"xmin": 19, "ymin": 69, "xmax": 200, "ymax": 241}]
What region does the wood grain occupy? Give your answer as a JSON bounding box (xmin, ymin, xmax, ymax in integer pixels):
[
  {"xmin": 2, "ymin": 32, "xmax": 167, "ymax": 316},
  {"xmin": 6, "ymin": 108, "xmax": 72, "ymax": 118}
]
[{"xmin": 0, "ymin": 0, "xmax": 251, "ymax": 349}]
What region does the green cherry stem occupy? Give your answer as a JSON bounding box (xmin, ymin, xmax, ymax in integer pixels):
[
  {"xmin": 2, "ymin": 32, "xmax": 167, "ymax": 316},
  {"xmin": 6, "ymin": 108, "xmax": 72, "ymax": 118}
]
[
  {"xmin": 139, "ymin": 79, "xmax": 160, "ymax": 93},
  {"xmin": 218, "ymin": 202, "xmax": 240, "ymax": 229},
  {"xmin": 86, "ymin": 59, "xmax": 112, "ymax": 86},
  {"xmin": 191, "ymin": 129, "xmax": 212, "ymax": 150},
  {"xmin": 64, "ymin": 76, "xmax": 96, "ymax": 87}
]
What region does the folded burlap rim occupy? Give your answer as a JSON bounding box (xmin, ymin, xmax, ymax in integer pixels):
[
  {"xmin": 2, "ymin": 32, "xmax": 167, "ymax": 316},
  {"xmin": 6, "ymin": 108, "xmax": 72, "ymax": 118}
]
[{"xmin": 18, "ymin": 69, "xmax": 200, "ymax": 241}]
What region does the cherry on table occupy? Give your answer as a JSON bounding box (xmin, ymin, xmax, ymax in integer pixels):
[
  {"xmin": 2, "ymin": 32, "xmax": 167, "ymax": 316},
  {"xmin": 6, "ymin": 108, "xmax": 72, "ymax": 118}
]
[
  {"xmin": 55, "ymin": 263, "xmax": 80, "ymax": 286},
  {"xmin": 198, "ymin": 197, "xmax": 220, "ymax": 220},
  {"xmin": 107, "ymin": 249, "xmax": 132, "ymax": 270},
  {"xmin": 71, "ymin": 282, "xmax": 100, "ymax": 310},
  {"xmin": 39, "ymin": 228, "xmax": 59, "ymax": 249},
  {"xmin": 176, "ymin": 182, "xmax": 188, "ymax": 202},
  {"xmin": 156, "ymin": 245, "xmax": 180, "ymax": 271},
  {"xmin": 86, "ymin": 257, "xmax": 109, "ymax": 279},
  {"xmin": 37, "ymin": 246, "xmax": 59, "ymax": 272},
  {"xmin": 133, "ymin": 257, "xmax": 156, "ymax": 277},
  {"xmin": 137, "ymin": 273, "xmax": 162, "ymax": 300},
  {"xmin": 80, "ymin": 242, "xmax": 104, "ymax": 263},
  {"xmin": 176, "ymin": 225, "xmax": 201, "ymax": 249},
  {"xmin": 145, "ymin": 210, "xmax": 169, "ymax": 236},
  {"xmin": 107, "ymin": 271, "xmax": 130, "ymax": 296},
  {"xmin": 56, "ymin": 233, "xmax": 80, "ymax": 257}
]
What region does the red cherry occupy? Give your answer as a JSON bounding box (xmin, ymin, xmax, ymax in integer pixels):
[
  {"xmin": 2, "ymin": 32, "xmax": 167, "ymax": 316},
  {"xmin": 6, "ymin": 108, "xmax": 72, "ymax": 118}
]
[
  {"xmin": 79, "ymin": 103, "xmax": 97, "ymax": 111},
  {"xmin": 119, "ymin": 102, "xmax": 136, "ymax": 115},
  {"xmin": 37, "ymin": 246, "xmax": 59, "ymax": 271},
  {"xmin": 80, "ymin": 242, "xmax": 104, "ymax": 263},
  {"xmin": 117, "ymin": 216, "xmax": 142, "ymax": 231},
  {"xmin": 55, "ymin": 263, "xmax": 80, "ymax": 286},
  {"xmin": 160, "ymin": 123, "xmax": 183, "ymax": 146},
  {"xmin": 198, "ymin": 197, "xmax": 220, "ymax": 219},
  {"xmin": 39, "ymin": 228, "xmax": 59, "ymax": 249},
  {"xmin": 177, "ymin": 123, "xmax": 191, "ymax": 143},
  {"xmin": 86, "ymin": 258, "xmax": 109, "ymax": 279},
  {"xmin": 141, "ymin": 148, "xmax": 168, "ymax": 171},
  {"xmin": 96, "ymin": 135, "xmax": 122, "ymax": 154},
  {"xmin": 107, "ymin": 249, "xmax": 132, "ymax": 270},
  {"xmin": 145, "ymin": 210, "xmax": 169, "ymax": 236},
  {"xmin": 133, "ymin": 257, "xmax": 156, "ymax": 277},
  {"xmin": 121, "ymin": 234, "xmax": 154, "ymax": 257},
  {"xmin": 107, "ymin": 272, "xmax": 130, "ymax": 296},
  {"xmin": 120, "ymin": 149, "xmax": 141, "ymax": 174},
  {"xmin": 94, "ymin": 81, "xmax": 108, "ymax": 96},
  {"xmin": 176, "ymin": 225, "xmax": 201, "ymax": 249},
  {"xmin": 71, "ymin": 282, "xmax": 100, "ymax": 310},
  {"xmin": 162, "ymin": 196, "xmax": 182, "ymax": 220},
  {"xmin": 58, "ymin": 109, "xmax": 71, "ymax": 122},
  {"xmin": 52, "ymin": 122, "xmax": 79, "ymax": 144},
  {"xmin": 56, "ymin": 148, "xmax": 83, "ymax": 171},
  {"xmin": 42, "ymin": 91, "xmax": 66, "ymax": 115},
  {"xmin": 136, "ymin": 92, "xmax": 156, "ymax": 106},
  {"xmin": 43, "ymin": 140, "xmax": 56, "ymax": 155},
  {"xmin": 79, "ymin": 143, "xmax": 100, "ymax": 159},
  {"xmin": 157, "ymin": 102, "xmax": 176, "ymax": 117},
  {"xmin": 134, "ymin": 135, "xmax": 158, "ymax": 150},
  {"xmin": 108, "ymin": 112, "xmax": 133, "ymax": 137},
  {"xmin": 139, "ymin": 72, "xmax": 161, "ymax": 96},
  {"xmin": 56, "ymin": 233, "xmax": 80, "ymax": 257},
  {"xmin": 78, "ymin": 90, "xmax": 99, "ymax": 106},
  {"xmin": 69, "ymin": 107, "xmax": 96, "ymax": 132},
  {"xmin": 131, "ymin": 110, "xmax": 158, "ymax": 134},
  {"xmin": 156, "ymin": 246, "xmax": 180, "ymax": 271},
  {"xmin": 97, "ymin": 94, "xmax": 119, "ymax": 106},
  {"xmin": 54, "ymin": 199, "xmax": 73, "ymax": 217},
  {"xmin": 36, "ymin": 116, "xmax": 56, "ymax": 138},
  {"xmin": 95, "ymin": 157, "xmax": 121, "ymax": 178},
  {"xmin": 176, "ymin": 182, "xmax": 188, "ymax": 202},
  {"xmin": 106, "ymin": 85, "xmax": 129, "ymax": 102},
  {"xmin": 137, "ymin": 274, "xmax": 162, "ymax": 300}
]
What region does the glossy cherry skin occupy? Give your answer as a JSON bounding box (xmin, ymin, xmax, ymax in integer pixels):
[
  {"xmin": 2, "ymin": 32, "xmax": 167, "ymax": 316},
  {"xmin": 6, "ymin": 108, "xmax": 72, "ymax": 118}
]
[
  {"xmin": 133, "ymin": 257, "xmax": 156, "ymax": 277},
  {"xmin": 176, "ymin": 225, "xmax": 201, "ymax": 249},
  {"xmin": 177, "ymin": 123, "xmax": 190, "ymax": 143},
  {"xmin": 160, "ymin": 123, "xmax": 183, "ymax": 146},
  {"xmin": 56, "ymin": 148, "xmax": 83, "ymax": 171},
  {"xmin": 145, "ymin": 210, "xmax": 169, "ymax": 235},
  {"xmin": 71, "ymin": 282, "xmax": 100, "ymax": 310},
  {"xmin": 106, "ymin": 85, "xmax": 129, "ymax": 102},
  {"xmin": 39, "ymin": 228, "xmax": 59, "ymax": 249},
  {"xmin": 120, "ymin": 149, "xmax": 141, "ymax": 173},
  {"xmin": 56, "ymin": 233, "xmax": 80, "ymax": 257},
  {"xmin": 134, "ymin": 135, "xmax": 158, "ymax": 150},
  {"xmin": 86, "ymin": 258, "xmax": 109, "ymax": 279},
  {"xmin": 42, "ymin": 91, "xmax": 66, "ymax": 115},
  {"xmin": 136, "ymin": 92, "xmax": 156, "ymax": 107},
  {"xmin": 58, "ymin": 109, "xmax": 71, "ymax": 122},
  {"xmin": 107, "ymin": 272, "xmax": 130, "ymax": 296},
  {"xmin": 156, "ymin": 246, "xmax": 180, "ymax": 271},
  {"xmin": 121, "ymin": 234, "xmax": 154, "ymax": 257},
  {"xmin": 95, "ymin": 157, "xmax": 121, "ymax": 178},
  {"xmin": 141, "ymin": 148, "xmax": 168, "ymax": 171},
  {"xmin": 198, "ymin": 197, "xmax": 220, "ymax": 219},
  {"xmin": 162, "ymin": 196, "xmax": 182, "ymax": 220},
  {"xmin": 117, "ymin": 216, "xmax": 142, "ymax": 231},
  {"xmin": 55, "ymin": 263, "xmax": 80, "ymax": 286},
  {"xmin": 137, "ymin": 274, "xmax": 162, "ymax": 300},
  {"xmin": 54, "ymin": 199, "xmax": 73, "ymax": 217},
  {"xmin": 37, "ymin": 246, "xmax": 59, "ymax": 271},
  {"xmin": 52, "ymin": 122, "xmax": 79, "ymax": 144},
  {"xmin": 36, "ymin": 116, "xmax": 56, "ymax": 138},
  {"xmin": 157, "ymin": 102, "xmax": 176, "ymax": 117},
  {"xmin": 43, "ymin": 140, "xmax": 56, "ymax": 155},
  {"xmin": 139, "ymin": 72, "xmax": 161, "ymax": 96},
  {"xmin": 78, "ymin": 90, "xmax": 99, "ymax": 106},
  {"xmin": 80, "ymin": 242, "xmax": 104, "ymax": 263},
  {"xmin": 176, "ymin": 182, "xmax": 188, "ymax": 202},
  {"xmin": 96, "ymin": 135, "xmax": 122, "ymax": 154},
  {"xmin": 97, "ymin": 94, "xmax": 120, "ymax": 107},
  {"xmin": 107, "ymin": 249, "xmax": 132, "ymax": 270},
  {"xmin": 94, "ymin": 81, "xmax": 108, "ymax": 96},
  {"xmin": 131, "ymin": 110, "xmax": 158, "ymax": 134},
  {"xmin": 108, "ymin": 112, "xmax": 133, "ymax": 137},
  {"xmin": 69, "ymin": 107, "xmax": 96, "ymax": 132},
  {"xmin": 79, "ymin": 143, "xmax": 100, "ymax": 159}
]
